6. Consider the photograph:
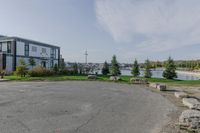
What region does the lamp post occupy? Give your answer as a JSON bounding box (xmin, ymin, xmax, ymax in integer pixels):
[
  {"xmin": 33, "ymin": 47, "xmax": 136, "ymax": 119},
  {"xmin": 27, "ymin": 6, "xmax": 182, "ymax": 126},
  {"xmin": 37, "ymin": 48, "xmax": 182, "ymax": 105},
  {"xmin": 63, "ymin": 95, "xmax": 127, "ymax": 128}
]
[{"xmin": 84, "ymin": 50, "xmax": 88, "ymax": 65}]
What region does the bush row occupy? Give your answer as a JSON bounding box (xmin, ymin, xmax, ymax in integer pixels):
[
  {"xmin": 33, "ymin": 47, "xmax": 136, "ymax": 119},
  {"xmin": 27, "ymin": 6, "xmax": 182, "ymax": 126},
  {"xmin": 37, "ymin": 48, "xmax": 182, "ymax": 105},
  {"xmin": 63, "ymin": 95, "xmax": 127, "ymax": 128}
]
[{"xmin": 15, "ymin": 65, "xmax": 81, "ymax": 77}]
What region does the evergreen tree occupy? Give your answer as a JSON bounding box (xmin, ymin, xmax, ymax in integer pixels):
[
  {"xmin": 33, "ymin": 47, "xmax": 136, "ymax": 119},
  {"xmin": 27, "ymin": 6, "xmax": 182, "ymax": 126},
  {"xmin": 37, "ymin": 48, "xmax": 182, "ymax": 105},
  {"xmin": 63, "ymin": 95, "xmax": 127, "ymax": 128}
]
[
  {"xmin": 28, "ymin": 58, "xmax": 36, "ymax": 69},
  {"xmin": 110, "ymin": 55, "xmax": 121, "ymax": 76},
  {"xmin": 53, "ymin": 64, "xmax": 59, "ymax": 73},
  {"xmin": 131, "ymin": 59, "xmax": 140, "ymax": 77},
  {"xmin": 163, "ymin": 57, "xmax": 177, "ymax": 79},
  {"xmin": 102, "ymin": 61, "xmax": 110, "ymax": 75},
  {"xmin": 73, "ymin": 63, "xmax": 78, "ymax": 75},
  {"xmin": 15, "ymin": 59, "xmax": 28, "ymax": 77},
  {"xmin": 19, "ymin": 58, "xmax": 26, "ymax": 66},
  {"xmin": 78, "ymin": 64, "xmax": 83, "ymax": 75},
  {"xmin": 144, "ymin": 59, "xmax": 152, "ymax": 78},
  {"xmin": 60, "ymin": 60, "xmax": 66, "ymax": 70}
]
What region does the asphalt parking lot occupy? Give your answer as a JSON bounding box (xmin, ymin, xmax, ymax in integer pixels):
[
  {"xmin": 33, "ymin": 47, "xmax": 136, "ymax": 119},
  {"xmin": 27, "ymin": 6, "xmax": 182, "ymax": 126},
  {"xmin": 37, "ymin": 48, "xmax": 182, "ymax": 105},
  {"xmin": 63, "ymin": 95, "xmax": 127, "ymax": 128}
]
[{"xmin": 0, "ymin": 81, "xmax": 175, "ymax": 133}]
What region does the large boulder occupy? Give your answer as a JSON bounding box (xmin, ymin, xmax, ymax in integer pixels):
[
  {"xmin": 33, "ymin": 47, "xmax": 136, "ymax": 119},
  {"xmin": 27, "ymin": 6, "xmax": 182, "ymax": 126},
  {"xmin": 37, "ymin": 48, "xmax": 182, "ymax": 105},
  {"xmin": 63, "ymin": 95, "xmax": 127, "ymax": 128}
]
[
  {"xmin": 130, "ymin": 78, "xmax": 148, "ymax": 84},
  {"xmin": 156, "ymin": 84, "xmax": 167, "ymax": 91},
  {"xmin": 149, "ymin": 83, "xmax": 167, "ymax": 91},
  {"xmin": 182, "ymin": 98, "xmax": 200, "ymax": 110},
  {"xmin": 88, "ymin": 75, "xmax": 97, "ymax": 80},
  {"xmin": 179, "ymin": 110, "xmax": 200, "ymax": 131},
  {"xmin": 149, "ymin": 83, "xmax": 159, "ymax": 88},
  {"xmin": 175, "ymin": 92, "xmax": 188, "ymax": 99},
  {"xmin": 109, "ymin": 76, "xmax": 121, "ymax": 81}
]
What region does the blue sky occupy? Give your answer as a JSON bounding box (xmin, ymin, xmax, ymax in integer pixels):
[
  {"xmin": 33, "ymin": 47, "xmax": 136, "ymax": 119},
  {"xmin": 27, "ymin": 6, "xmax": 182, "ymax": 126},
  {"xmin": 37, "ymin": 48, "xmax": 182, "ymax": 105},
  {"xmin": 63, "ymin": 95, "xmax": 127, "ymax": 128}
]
[{"xmin": 1, "ymin": 0, "xmax": 200, "ymax": 63}]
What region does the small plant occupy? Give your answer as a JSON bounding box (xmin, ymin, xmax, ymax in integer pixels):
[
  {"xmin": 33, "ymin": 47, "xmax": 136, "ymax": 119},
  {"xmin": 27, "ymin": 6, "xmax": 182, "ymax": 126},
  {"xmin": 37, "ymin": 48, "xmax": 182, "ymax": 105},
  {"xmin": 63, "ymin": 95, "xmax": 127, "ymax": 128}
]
[
  {"xmin": 60, "ymin": 60, "xmax": 66, "ymax": 70},
  {"xmin": 28, "ymin": 66, "xmax": 54, "ymax": 77},
  {"xmin": 0, "ymin": 70, "xmax": 5, "ymax": 79},
  {"xmin": 29, "ymin": 58, "xmax": 36, "ymax": 69},
  {"xmin": 15, "ymin": 59, "xmax": 28, "ymax": 77},
  {"xmin": 73, "ymin": 63, "xmax": 78, "ymax": 75},
  {"xmin": 53, "ymin": 64, "xmax": 59, "ymax": 73}
]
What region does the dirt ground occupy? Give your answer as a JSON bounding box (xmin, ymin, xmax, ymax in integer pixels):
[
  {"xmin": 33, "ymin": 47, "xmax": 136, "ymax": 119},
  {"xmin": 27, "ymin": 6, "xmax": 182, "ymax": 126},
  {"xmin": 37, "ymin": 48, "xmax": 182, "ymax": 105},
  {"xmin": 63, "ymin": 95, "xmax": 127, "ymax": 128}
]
[{"xmin": 147, "ymin": 85, "xmax": 200, "ymax": 133}]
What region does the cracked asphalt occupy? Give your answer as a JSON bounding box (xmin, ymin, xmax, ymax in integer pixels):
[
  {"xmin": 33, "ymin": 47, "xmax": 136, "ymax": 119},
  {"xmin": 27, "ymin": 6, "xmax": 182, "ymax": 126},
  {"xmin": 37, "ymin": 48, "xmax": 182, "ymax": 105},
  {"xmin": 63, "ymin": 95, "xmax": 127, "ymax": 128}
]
[{"xmin": 0, "ymin": 81, "xmax": 176, "ymax": 133}]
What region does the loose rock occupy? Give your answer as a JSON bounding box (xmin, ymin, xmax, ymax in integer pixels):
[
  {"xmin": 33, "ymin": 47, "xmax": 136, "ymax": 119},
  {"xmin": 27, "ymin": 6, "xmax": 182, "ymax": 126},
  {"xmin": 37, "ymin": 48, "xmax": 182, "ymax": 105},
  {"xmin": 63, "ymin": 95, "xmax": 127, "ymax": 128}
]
[
  {"xmin": 157, "ymin": 84, "xmax": 167, "ymax": 91},
  {"xmin": 149, "ymin": 83, "xmax": 158, "ymax": 88},
  {"xmin": 109, "ymin": 76, "xmax": 121, "ymax": 81},
  {"xmin": 175, "ymin": 92, "xmax": 188, "ymax": 99},
  {"xmin": 88, "ymin": 75, "xmax": 97, "ymax": 80},
  {"xmin": 182, "ymin": 98, "xmax": 200, "ymax": 110},
  {"xmin": 179, "ymin": 109, "xmax": 200, "ymax": 131}
]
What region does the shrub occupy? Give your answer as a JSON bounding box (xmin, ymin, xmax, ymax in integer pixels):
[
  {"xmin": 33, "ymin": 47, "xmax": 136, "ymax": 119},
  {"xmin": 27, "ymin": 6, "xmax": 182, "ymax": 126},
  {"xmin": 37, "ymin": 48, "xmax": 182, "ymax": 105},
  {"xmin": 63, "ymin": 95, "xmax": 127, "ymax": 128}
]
[
  {"xmin": 29, "ymin": 58, "xmax": 36, "ymax": 69},
  {"xmin": 15, "ymin": 58, "xmax": 28, "ymax": 77},
  {"xmin": 72, "ymin": 63, "xmax": 78, "ymax": 75},
  {"xmin": 58, "ymin": 69, "xmax": 81, "ymax": 76},
  {"xmin": 15, "ymin": 66, "xmax": 28, "ymax": 77},
  {"xmin": 28, "ymin": 66, "xmax": 55, "ymax": 77},
  {"xmin": 53, "ymin": 64, "xmax": 59, "ymax": 73},
  {"xmin": 0, "ymin": 69, "xmax": 6, "ymax": 79}
]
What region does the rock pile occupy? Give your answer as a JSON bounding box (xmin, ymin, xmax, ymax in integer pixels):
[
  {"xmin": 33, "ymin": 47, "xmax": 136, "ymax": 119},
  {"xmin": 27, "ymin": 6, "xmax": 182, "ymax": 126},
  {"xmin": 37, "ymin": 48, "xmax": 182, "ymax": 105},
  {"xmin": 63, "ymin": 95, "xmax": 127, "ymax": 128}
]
[{"xmin": 109, "ymin": 76, "xmax": 121, "ymax": 81}]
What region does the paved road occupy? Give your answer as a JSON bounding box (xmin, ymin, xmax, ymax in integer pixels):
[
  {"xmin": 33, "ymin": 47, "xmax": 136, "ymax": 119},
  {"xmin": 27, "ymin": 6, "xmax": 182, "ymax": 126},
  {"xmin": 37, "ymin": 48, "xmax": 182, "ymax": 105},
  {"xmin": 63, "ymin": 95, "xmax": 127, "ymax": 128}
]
[{"xmin": 0, "ymin": 81, "xmax": 175, "ymax": 133}]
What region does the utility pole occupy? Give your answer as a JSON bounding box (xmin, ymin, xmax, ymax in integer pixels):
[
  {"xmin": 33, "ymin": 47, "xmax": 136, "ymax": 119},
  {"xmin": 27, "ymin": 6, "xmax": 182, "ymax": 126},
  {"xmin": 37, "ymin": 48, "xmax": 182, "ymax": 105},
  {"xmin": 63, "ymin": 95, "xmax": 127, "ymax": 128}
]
[{"xmin": 84, "ymin": 50, "xmax": 88, "ymax": 64}]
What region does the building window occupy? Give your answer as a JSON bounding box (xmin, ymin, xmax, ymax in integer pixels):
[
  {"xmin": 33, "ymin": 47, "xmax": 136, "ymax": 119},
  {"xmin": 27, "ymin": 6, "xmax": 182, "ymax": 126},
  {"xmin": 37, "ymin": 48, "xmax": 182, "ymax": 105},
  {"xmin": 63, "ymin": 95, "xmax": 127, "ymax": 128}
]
[
  {"xmin": 32, "ymin": 46, "xmax": 37, "ymax": 52},
  {"xmin": 50, "ymin": 60, "xmax": 54, "ymax": 68},
  {"xmin": 54, "ymin": 49, "xmax": 57, "ymax": 59},
  {"xmin": 50, "ymin": 48, "xmax": 54, "ymax": 58},
  {"xmin": 7, "ymin": 42, "xmax": 11, "ymax": 53},
  {"xmin": 0, "ymin": 42, "xmax": 2, "ymax": 52},
  {"xmin": 42, "ymin": 48, "xmax": 46, "ymax": 53},
  {"xmin": 25, "ymin": 44, "xmax": 29, "ymax": 56}
]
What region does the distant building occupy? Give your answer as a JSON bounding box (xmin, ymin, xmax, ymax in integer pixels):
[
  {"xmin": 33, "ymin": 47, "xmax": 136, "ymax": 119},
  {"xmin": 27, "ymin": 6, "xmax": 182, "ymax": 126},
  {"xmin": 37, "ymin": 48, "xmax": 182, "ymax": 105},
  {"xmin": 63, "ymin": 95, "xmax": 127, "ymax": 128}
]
[
  {"xmin": 0, "ymin": 35, "xmax": 5, "ymax": 38},
  {"xmin": 0, "ymin": 36, "xmax": 60, "ymax": 71}
]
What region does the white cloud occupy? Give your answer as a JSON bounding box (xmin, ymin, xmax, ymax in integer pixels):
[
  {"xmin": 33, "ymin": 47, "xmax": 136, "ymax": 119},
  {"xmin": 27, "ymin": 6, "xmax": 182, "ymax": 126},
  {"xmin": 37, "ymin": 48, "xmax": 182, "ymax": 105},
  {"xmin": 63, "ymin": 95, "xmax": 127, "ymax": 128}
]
[{"xmin": 95, "ymin": 0, "xmax": 200, "ymax": 52}]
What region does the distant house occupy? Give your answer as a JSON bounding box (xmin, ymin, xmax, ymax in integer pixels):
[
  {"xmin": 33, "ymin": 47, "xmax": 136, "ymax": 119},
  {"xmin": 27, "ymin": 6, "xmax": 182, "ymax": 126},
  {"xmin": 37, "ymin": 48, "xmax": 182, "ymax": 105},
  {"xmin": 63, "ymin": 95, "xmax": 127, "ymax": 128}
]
[
  {"xmin": 0, "ymin": 35, "xmax": 5, "ymax": 38},
  {"xmin": 0, "ymin": 36, "xmax": 61, "ymax": 71}
]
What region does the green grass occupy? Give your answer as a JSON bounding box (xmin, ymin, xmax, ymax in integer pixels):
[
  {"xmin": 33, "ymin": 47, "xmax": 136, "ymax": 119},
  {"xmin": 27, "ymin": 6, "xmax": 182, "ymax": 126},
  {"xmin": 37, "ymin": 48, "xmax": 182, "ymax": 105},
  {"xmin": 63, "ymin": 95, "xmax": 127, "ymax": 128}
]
[
  {"xmin": 4, "ymin": 75, "xmax": 200, "ymax": 86},
  {"xmin": 5, "ymin": 75, "xmax": 88, "ymax": 81}
]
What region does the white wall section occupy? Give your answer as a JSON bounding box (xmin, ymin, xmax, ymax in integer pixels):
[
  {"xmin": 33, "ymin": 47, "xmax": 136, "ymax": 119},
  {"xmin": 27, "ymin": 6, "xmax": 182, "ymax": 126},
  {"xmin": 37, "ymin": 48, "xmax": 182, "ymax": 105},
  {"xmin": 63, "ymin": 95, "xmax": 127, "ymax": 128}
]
[{"xmin": 16, "ymin": 41, "xmax": 25, "ymax": 56}]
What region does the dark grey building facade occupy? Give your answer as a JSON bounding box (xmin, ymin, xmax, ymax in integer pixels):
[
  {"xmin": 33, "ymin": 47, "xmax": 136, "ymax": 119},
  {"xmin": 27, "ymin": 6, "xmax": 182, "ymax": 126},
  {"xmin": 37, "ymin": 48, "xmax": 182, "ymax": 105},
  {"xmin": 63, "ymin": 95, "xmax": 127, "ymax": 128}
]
[{"xmin": 0, "ymin": 36, "xmax": 61, "ymax": 71}]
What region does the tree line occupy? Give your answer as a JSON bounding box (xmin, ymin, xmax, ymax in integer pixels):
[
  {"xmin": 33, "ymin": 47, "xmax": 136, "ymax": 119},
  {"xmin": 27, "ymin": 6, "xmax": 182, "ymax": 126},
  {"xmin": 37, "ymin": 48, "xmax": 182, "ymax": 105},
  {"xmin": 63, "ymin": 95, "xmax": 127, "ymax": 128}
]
[
  {"xmin": 14, "ymin": 55, "xmax": 178, "ymax": 80},
  {"xmin": 102, "ymin": 56, "xmax": 177, "ymax": 79},
  {"xmin": 139, "ymin": 60, "xmax": 200, "ymax": 71}
]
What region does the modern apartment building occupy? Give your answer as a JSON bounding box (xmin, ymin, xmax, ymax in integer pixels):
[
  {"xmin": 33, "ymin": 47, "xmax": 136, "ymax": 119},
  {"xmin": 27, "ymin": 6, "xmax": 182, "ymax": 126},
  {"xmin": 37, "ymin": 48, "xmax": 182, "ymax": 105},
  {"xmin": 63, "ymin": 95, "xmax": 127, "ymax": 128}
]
[{"xmin": 0, "ymin": 36, "xmax": 60, "ymax": 71}]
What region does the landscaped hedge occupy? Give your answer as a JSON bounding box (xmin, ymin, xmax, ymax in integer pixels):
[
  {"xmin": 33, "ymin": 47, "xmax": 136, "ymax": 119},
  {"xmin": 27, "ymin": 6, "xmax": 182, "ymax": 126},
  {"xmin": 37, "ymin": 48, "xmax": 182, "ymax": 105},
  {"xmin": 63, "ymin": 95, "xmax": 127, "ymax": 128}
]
[
  {"xmin": 58, "ymin": 69, "xmax": 81, "ymax": 76},
  {"xmin": 28, "ymin": 66, "xmax": 55, "ymax": 77}
]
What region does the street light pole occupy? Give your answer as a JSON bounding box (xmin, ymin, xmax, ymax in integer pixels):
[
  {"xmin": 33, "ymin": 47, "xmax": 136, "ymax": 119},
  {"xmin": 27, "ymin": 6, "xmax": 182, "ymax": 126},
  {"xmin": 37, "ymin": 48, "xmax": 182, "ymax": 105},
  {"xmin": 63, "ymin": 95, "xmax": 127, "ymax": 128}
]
[{"xmin": 84, "ymin": 50, "xmax": 88, "ymax": 65}]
